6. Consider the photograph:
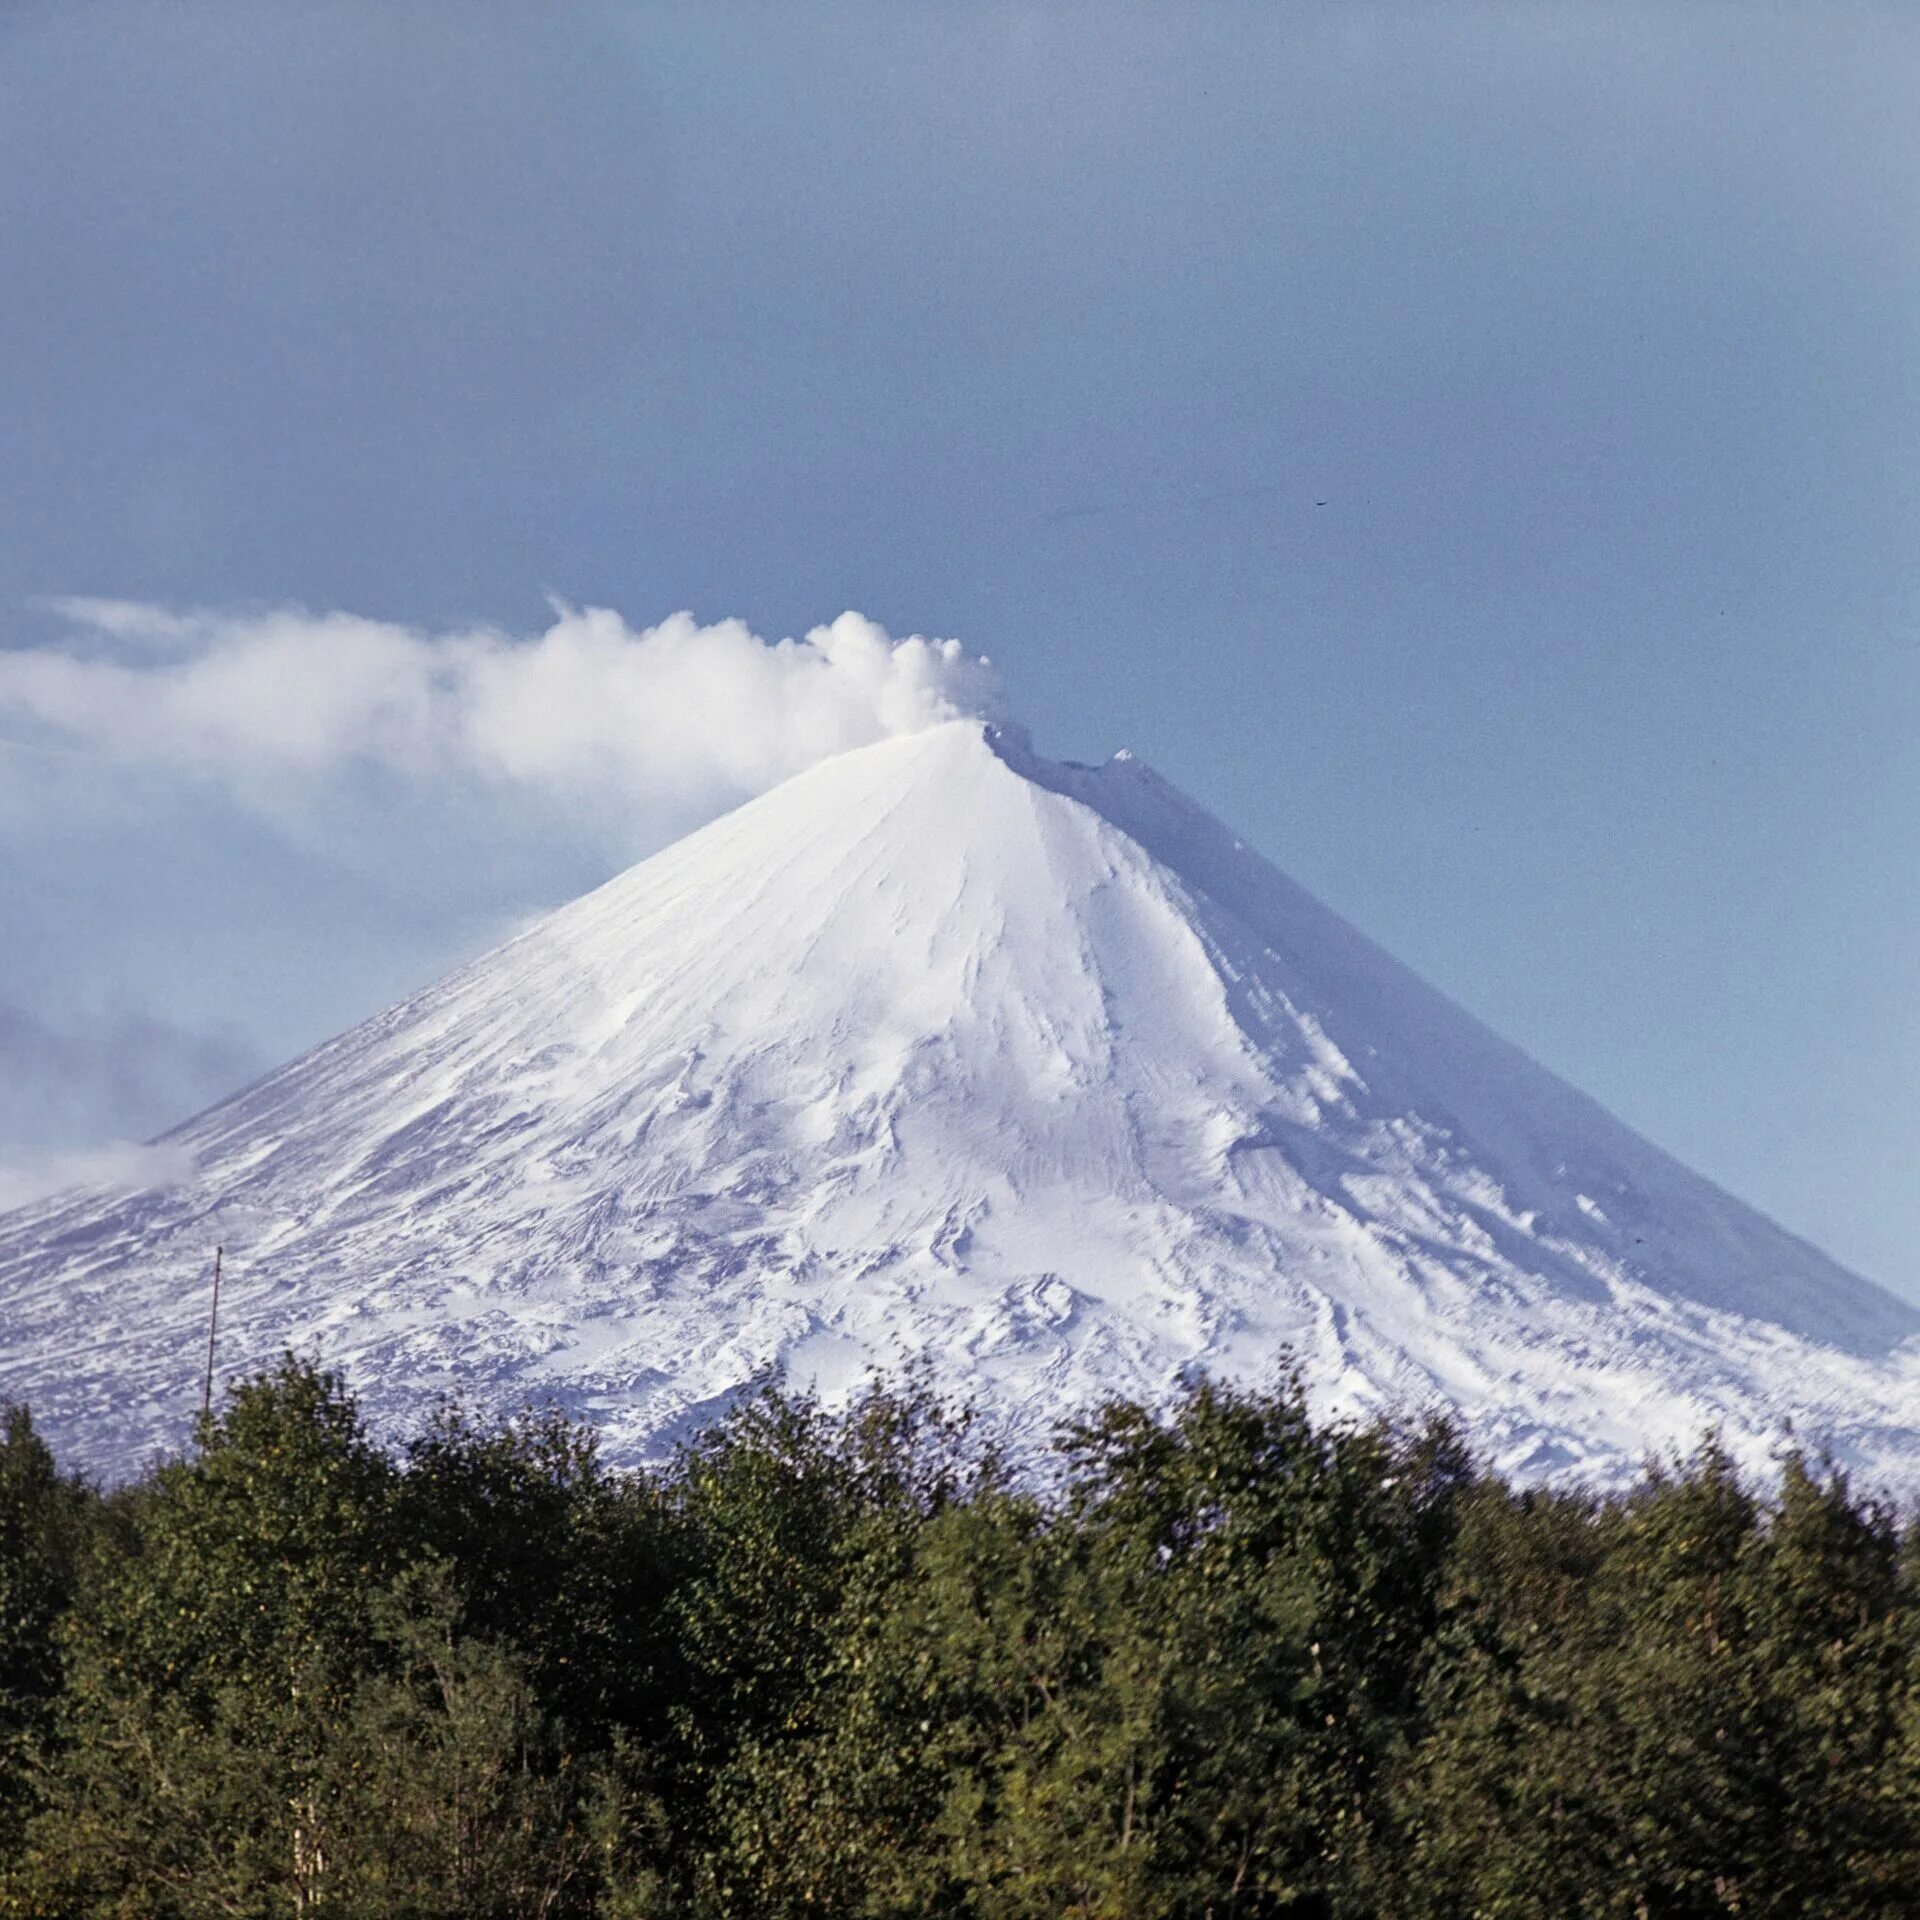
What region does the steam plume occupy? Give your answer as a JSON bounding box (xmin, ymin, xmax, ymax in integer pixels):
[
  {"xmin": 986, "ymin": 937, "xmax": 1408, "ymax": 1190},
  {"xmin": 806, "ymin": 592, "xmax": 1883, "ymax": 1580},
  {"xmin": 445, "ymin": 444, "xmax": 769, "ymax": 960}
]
[{"xmin": 3, "ymin": 601, "xmax": 1005, "ymax": 817}]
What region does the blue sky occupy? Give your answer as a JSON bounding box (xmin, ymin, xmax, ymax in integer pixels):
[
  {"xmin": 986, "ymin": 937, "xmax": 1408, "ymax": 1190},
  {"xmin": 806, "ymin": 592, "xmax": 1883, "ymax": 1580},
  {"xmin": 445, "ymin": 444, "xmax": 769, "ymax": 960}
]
[{"xmin": 2, "ymin": 3, "xmax": 1916, "ymax": 1291}]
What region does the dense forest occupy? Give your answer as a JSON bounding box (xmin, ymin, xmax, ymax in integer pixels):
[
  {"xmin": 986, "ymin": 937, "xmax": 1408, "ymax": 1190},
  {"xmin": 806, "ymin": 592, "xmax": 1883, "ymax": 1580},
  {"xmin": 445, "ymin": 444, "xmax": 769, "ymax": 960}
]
[{"xmin": 4, "ymin": 1358, "xmax": 1918, "ymax": 1918}]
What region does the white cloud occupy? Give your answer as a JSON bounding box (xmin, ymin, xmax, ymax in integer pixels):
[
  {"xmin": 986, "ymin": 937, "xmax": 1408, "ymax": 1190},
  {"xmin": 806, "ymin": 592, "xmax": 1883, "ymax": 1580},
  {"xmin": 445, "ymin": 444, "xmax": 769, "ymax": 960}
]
[{"xmin": 3, "ymin": 601, "xmax": 1005, "ymax": 819}]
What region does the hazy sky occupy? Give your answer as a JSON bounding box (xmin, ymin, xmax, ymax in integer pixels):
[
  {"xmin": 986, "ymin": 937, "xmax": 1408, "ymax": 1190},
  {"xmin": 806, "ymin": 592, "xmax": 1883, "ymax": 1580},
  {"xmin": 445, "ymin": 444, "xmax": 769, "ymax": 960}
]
[{"xmin": 2, "ymin": 4, "xmax": 1916, "ymax": 1292}]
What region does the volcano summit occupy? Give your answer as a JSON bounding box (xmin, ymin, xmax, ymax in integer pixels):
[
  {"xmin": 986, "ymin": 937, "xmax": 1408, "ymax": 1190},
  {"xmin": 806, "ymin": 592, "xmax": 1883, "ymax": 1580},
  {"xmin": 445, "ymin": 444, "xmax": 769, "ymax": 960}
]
[{"xmin": 4, "ymin": 720, "xmax": 1917, "ymax": 1483}]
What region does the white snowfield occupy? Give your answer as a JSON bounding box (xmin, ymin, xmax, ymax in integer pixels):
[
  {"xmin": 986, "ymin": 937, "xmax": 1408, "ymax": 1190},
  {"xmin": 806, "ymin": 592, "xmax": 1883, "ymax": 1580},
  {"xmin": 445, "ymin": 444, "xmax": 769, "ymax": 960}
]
[{"xmin": 4, "ymin": 720, "xmax": 1919, "ymax": 1486}]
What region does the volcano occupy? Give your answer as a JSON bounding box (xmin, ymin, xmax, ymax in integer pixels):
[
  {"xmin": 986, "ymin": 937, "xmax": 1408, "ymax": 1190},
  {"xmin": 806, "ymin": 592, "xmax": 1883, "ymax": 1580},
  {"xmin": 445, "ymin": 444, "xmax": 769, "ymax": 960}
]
[{"xmin": 4, "ymin": 719, "xmax": 1917, "ymax": 1483}]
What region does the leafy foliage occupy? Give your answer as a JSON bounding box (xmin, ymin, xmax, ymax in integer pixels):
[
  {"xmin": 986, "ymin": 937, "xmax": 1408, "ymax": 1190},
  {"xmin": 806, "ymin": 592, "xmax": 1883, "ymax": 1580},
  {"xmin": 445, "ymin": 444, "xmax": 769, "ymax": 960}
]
[
  {"xmin": 0, "ymin": 1405, "xmax": 88, "ymax": 1857},
  {"xmin": 5, "ymin": 1358, "xmax": 1920, "ymax": 1917}
]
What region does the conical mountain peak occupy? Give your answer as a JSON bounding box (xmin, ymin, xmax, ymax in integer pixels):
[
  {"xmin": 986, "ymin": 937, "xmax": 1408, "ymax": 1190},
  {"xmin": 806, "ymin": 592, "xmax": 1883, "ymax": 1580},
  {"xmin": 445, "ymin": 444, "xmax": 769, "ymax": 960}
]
[{"xmin": 5, "ymin": 724, "xmax": 1917, "ymax": 1485}]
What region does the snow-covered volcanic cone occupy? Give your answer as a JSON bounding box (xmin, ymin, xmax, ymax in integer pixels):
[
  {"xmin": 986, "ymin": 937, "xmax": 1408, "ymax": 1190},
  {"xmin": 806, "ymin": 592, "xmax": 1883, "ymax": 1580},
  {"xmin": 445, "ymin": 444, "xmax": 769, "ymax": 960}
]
[{"xmin": 5, "ymin": 720, "xmax": 1918, "ymax": 1483}]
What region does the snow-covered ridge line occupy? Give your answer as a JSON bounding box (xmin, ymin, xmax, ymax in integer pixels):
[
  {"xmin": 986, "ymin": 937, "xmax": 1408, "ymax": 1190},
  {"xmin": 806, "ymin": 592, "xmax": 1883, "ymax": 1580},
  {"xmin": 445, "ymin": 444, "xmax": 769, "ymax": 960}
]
[{"xmin": 4, "ymin": 719, "xmax": 1917, "ymax": 1488}]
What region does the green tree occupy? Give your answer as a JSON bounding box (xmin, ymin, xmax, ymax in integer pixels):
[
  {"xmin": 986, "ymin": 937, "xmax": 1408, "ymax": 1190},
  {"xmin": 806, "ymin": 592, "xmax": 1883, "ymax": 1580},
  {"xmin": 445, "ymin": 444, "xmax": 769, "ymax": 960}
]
[
  {"xmin": 398, "ymin": 1402, "xmax": 676, "ymax": 1745},
  {"xmin": 1382, "ymin": 1439, "xmax": 1920, "ymax": 1919},
  {"xmin": 14, "ymin": 1358, "xmax": 403, "ymax": 1916},
  {"xmin": 85, "ymin": 1356, "xmax": 402, "ymax": 1705},
  {"xmin": 0, "ymin": 1404, "xmax": 93, "ymax": 1860},
  {"xmin": 698, "ymin": 1375, "xmax": 1468, "ymax": 1920},
  {"xmin": 17, "ymin": 1565, "xmax": 596, "ymax": 1919}
]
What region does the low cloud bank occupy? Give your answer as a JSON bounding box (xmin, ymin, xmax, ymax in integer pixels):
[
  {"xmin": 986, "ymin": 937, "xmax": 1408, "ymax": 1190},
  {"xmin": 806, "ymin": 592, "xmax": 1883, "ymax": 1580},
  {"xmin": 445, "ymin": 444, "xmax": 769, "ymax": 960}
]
[
  {"xmin": 0, "ymin": 1139, "xmax": 197, "ymax": 1214},
  {"xmin": 0, "ymin": 1004, "xmax": 258, "ymax": 1211},
  {"xmin": 2, "ymin": 602, "xmax": 1004, "ymax": 817},
  {"xmin": 0, "ymin": 1003, "xmax": 260, "ymax": 1145}
]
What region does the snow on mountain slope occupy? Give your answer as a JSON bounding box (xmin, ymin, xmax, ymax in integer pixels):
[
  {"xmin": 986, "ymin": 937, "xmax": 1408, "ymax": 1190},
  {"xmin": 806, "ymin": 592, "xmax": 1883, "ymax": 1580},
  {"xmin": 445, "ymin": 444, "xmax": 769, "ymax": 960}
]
[{"xmin": 4, "ymin": 719, "xmax": 1918, "ymax": 1485}]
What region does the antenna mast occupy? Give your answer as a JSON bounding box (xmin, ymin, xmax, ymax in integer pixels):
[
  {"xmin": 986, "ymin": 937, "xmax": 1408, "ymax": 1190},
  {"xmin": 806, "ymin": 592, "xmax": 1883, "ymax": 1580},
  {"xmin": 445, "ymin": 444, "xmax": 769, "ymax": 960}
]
[{"xmin": 201, "ymin": 1245, "xmax": 223, "ymax": 1423}]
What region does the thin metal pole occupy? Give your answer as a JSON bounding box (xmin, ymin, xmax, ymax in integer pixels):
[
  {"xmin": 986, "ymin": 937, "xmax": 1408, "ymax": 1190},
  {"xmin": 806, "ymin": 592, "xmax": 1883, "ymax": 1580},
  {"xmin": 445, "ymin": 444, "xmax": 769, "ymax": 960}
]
[{"xmin": 201, "ymin": 1245, "xmax": 223, "ymax": 1422}]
